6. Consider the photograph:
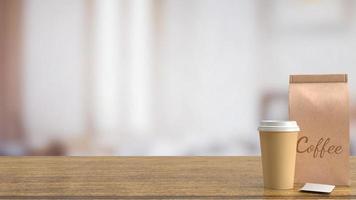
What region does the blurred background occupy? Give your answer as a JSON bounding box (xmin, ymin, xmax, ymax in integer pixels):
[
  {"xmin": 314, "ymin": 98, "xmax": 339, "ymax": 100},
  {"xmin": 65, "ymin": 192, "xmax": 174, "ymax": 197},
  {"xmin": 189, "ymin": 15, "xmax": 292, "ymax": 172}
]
[{"xmin": 1, "ymin": 0, "xmax": 356, "ymax": 155}]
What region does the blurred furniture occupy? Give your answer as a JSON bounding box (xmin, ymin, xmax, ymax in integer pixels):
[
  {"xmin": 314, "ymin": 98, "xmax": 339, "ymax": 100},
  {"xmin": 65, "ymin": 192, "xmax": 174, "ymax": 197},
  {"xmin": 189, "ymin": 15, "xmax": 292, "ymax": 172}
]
[
  {"xmin": 0, "ymin": 0, "xmax": 24, "ymax": 151},
  {"xmin": 259, "ymin": 90, "xmax": 288, "ymax": 120},
  {"xmin": 0, "ymin": 156, "xmax": 354, "ymax": 199}
]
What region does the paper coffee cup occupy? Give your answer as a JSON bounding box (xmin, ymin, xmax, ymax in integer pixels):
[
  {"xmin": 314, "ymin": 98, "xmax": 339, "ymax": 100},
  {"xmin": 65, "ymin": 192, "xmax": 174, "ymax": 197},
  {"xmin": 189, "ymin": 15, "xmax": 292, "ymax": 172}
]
[{"xmin": 258, "ymin": 120, "xmax": 300, "ymax": 189}]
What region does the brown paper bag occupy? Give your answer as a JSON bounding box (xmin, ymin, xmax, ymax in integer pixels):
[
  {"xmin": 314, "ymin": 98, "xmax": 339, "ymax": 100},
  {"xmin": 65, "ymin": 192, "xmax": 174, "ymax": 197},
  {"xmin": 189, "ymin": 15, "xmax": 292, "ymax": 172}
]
[{"xmin": 289, "ymin": 74, "xmax": 350, "ymax": 185}]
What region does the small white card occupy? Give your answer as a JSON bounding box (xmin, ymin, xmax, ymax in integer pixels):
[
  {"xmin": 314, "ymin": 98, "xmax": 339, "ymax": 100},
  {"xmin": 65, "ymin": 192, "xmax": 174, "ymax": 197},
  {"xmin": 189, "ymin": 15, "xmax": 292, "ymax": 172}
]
[{"xmin": 299, "ymin": 183, "xmax": 335, "ymax": 194}]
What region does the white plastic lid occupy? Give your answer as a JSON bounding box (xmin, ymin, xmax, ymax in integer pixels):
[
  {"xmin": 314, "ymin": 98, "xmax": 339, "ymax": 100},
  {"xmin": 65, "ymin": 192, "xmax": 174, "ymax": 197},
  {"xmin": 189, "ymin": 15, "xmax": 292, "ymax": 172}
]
[{"xmin": 258, "ymin": 120, "xmax": 300, "ymax": 132}]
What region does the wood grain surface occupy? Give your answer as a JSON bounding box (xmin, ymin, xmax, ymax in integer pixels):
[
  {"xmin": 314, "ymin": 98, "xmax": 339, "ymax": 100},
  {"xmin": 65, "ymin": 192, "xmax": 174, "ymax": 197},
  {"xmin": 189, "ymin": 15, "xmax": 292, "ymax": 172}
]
[{"xmin": 0, "ymin": 156, "xmax": 353, "ymax": 199}]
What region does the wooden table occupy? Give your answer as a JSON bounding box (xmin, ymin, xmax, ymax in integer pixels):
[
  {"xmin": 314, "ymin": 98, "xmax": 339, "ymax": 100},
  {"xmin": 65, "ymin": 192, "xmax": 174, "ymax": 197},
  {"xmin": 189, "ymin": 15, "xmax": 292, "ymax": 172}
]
[{"xmin": 0, "ymin": 156, "xmax": 353, "ymax": 199}]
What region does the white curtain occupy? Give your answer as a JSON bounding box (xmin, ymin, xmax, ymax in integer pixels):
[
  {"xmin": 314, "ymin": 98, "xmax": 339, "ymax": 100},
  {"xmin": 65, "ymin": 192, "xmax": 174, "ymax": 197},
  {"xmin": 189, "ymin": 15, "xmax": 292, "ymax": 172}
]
[
  {"xmin": 20, "ymin": 0, "xmax": 356, "ymax": 155},
  {"xmin": 91, "ymin": 0, "xmax": 259, "ymax": 155},
  {"xmin": 21, "ymin": 0, "xmax": 261, "ymax": 155}
]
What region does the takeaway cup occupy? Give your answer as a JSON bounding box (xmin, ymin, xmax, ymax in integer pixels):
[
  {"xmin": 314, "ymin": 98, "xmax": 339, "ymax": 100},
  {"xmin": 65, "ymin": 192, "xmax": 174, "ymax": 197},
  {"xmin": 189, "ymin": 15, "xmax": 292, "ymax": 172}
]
[{"xmin": 258, "ymin": 120, "xmax": 300, "ymax": 189}]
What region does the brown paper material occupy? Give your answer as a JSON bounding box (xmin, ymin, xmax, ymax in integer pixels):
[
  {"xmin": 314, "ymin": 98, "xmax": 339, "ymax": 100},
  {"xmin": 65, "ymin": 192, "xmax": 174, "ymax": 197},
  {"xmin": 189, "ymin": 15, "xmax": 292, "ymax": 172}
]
[{"xmin": 289, "ymin": 74, "xmax": 350, "ymax": 185}]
